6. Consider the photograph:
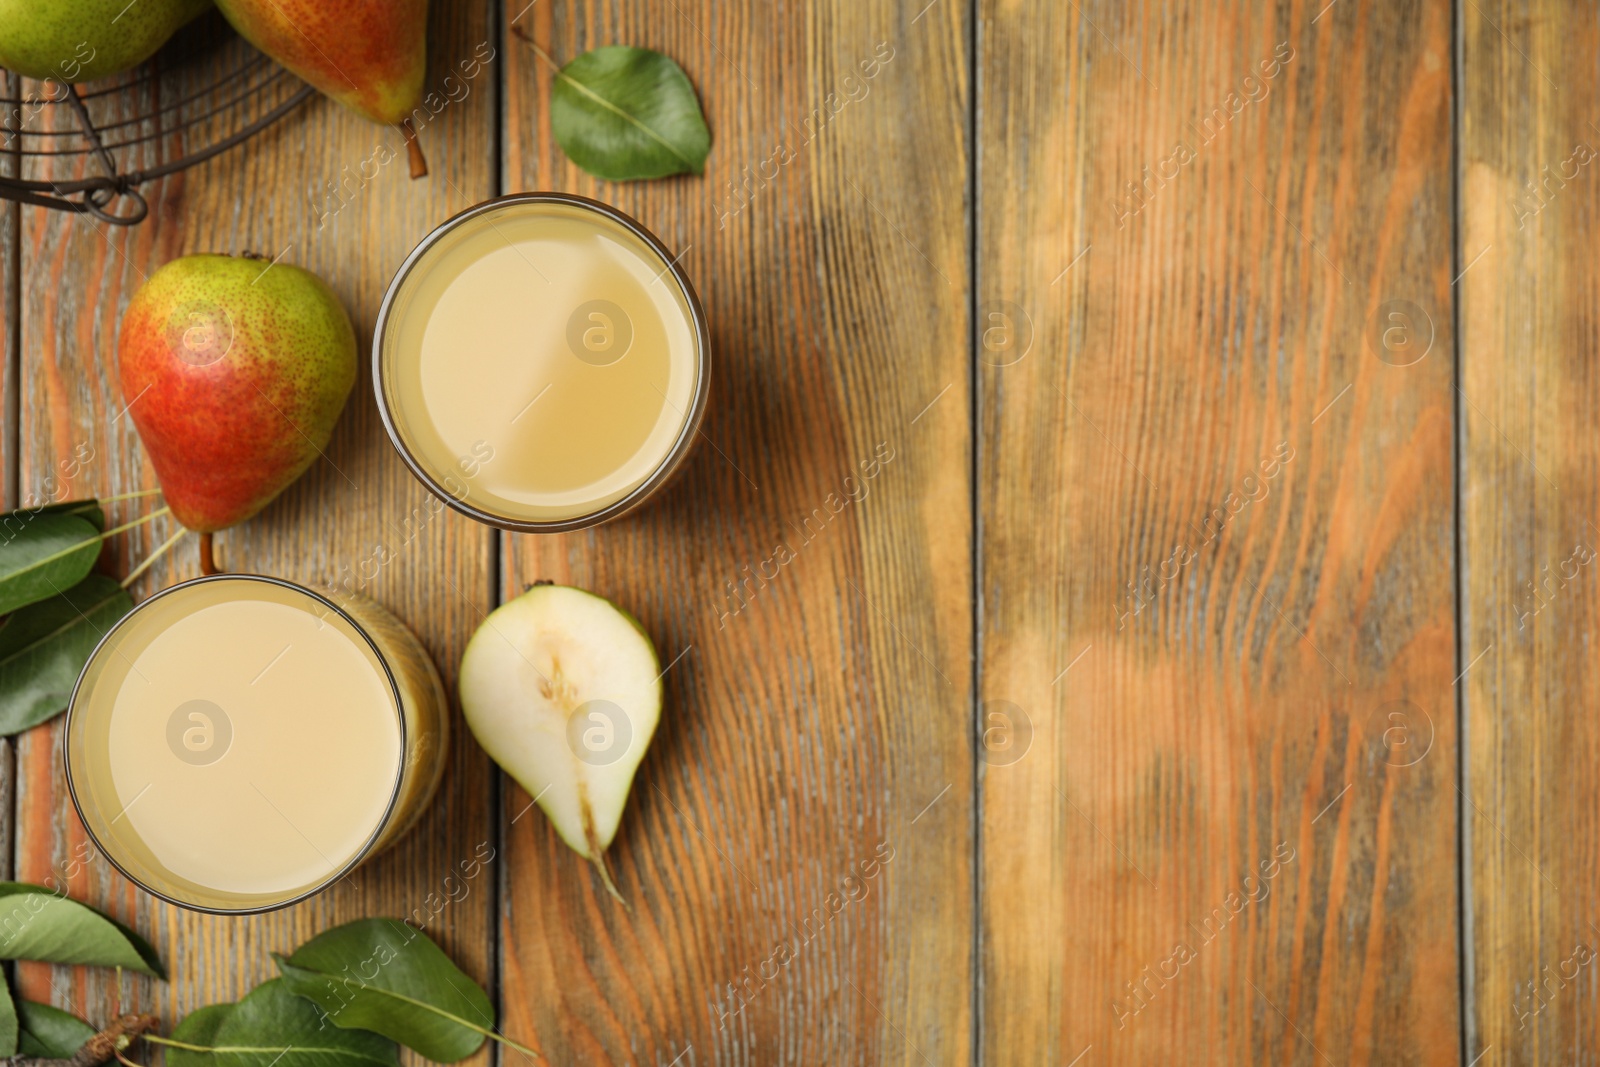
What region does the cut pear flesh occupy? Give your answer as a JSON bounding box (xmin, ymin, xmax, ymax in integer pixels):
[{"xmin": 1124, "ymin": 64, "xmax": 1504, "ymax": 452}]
[{"xmin": 459, "ymin": 584, "xmax": 661, "ymax": 899}]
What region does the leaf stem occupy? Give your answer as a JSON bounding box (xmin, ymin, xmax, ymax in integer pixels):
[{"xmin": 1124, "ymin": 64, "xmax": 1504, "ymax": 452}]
[
  {"xmin": 122, "ymin": 528, "xmax": 187, "ymax": 589},
  {"xmin": 143, "ymin": 1038, "xmax": 395, "ymax": 1058},
  {"xmin": 101, "ymin": 506, "xmax": 172, "ymax": 540},
  {"xmin": 5, "ymin": 506, "xmax": 172, "ymax": 582},
  {"xmin": 136, "ymin": 1038, "xmax": 205, "ymax": 1052},
  {"xmin": 0, "ymin": 588, "xmax": 129, "ymax": 670},
  {"xmin": 290, "ymin": 972, "xmax": 542, "ymax": 1061},
  {"xmin": 97, "ymin": 489, "xmax": 163, "ymax": 504},
  {"xmin": 2, "ymin": 1012, "xmax": 161, "ymax": 1067},
  {"xmin": 513, "ymin": 34, "xmax": 698, "ymax": 170},
  {"xmin": 515, "ymin": 32, "xmax": 563, "ymax": 73},
  {"xmin": 483, "ymin": 1032, "xmax": 540, "ymax": 1060}
]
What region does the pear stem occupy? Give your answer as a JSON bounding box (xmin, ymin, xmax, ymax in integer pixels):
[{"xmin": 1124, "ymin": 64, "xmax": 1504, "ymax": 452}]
[
  {"xmin": 401, "ymin": 118, "xmax": 428, "ymax": 179},
  {"xmin": 122, "ymin": 528, "xmax": 187, "ymax": 589},
  {"xmin": 590, "ymin": 851, "xmax": 630, "ymax": 911},
  {"xmin": 199, "ymin": 532, "xmax": 220, "ymax": 576}
]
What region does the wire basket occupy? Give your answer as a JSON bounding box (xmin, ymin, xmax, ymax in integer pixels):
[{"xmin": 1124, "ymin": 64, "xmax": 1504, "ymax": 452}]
[{"xmin": 0, "ymin": 12, "xmax": 313, "ymax": 225}]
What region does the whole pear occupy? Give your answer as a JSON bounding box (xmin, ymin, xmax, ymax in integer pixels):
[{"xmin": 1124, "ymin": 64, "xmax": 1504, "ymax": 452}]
[
  {"xmin": 213, "ymin": 0, "xmax": 429, "ymax": 174},
  {"xmin": 0, "ymin": 0, "xmax": 211, "ymax": 83},
  {"xmin": 117, "ymin": 254, "xmax": 357, "ymax": 533}
]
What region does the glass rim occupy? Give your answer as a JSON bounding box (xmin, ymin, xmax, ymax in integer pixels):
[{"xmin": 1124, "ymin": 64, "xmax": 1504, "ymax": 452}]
[
  {"xmin": 371, "ymin": 191, "xmax": 713, "ymax": 534},
  {"xmin": 62, "ymin": 572, "xmax": 408, "ymax": 916}
]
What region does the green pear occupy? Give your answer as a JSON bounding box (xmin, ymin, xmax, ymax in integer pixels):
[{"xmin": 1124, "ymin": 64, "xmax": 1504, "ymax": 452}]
[
  {"xmin": 0, "ymin": 0, "xmax": 212, "ymax": 83},
  {"xmin": 459, "ymin": 584, "xmax": 663, "ymax": 903}
]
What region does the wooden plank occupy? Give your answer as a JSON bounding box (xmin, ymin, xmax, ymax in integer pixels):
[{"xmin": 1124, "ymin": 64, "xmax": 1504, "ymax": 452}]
[
  {"xmin": 498, "ymin": 0, "xmax": 972, "ymax": 1062},
  {"xmin": 3, "ymin": 70, "xmax": 16, "ymax": 513},
  {"xmin": 12, "ymin": 3, "xmax": 497, "ymax": 1039},
  {"xmin": 2, "ymin": 70, "xmax": 18, "ymax": 881},
  {"xmin": 1461, "ymin": 1, "xmax": 1600, "ymax": 1061},
  {"xmin": 976, "ymin": 2, "xmax": 1459, "ymax": 1063}
]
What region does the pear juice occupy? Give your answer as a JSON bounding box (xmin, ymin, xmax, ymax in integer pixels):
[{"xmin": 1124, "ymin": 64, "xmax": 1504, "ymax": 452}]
[
  {"xmin": 376, "ymin": 195, "xmax": 707, "ymax": 531},
  {"xmin": 66, "ymin": 576, "xmax": 446, "ymax": 912}
]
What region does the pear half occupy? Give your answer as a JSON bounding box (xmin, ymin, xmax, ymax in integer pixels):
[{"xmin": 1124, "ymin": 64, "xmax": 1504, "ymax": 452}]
[{"xmin": 459, "ymin": 584, "xmax": 661, "ymax": 901}]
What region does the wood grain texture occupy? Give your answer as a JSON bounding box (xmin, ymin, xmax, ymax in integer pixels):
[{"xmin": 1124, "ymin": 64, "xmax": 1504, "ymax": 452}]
[
  {"xmin": 977, "ymin": 1, "xmax": 1459, "ymax": 1063},
  {"xmin": 497, "ymin": 0, "xmax": 972, "ymax": 1063},
  {"xmin": 12, "ymin": 2, "xmax": 497, "ymax": 1042},
  {"xmin": 3, "ymin": 70, "xmax": 15, "ymax": 514},
  {"xmin": 1461, "ymin": 1, "xmax": 1600, "ymax": 1061},
  {"xmin": 2, "ymin": 70, "xmax": 16, "ymax": 881},
  {"xmin": 27, "ymin": 0, "xmax": 1600, "ymax": 1060}
]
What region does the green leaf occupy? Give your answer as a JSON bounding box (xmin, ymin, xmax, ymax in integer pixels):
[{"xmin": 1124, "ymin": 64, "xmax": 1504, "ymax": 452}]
[
  {"xmin": 0, "ymin": 884, "xmax": 165, "ymax": 977},
  {"xmin": 17, "ymin": 1001, "xmax": 96, "ymax": 1058},
  {"xmin": 0, "ymin": 971, "xmax": 16, "ymax": 1056},
  {"xmin": 166, "ymin": 1003, "xmax": 235, "ymax": 1067},
  {"xmin": 550, "ymin": 45, "xmax": 711, "ymax": 181},
  {"xmin": 0, "ymin": 575, "xmax": 133, "ymax": 736},
  {"xmin": 167, "ymin": 981, "xmax": 398, "ymax": 1067},
  {"xmin": 25, "ymin": 500, "xmax": 106, "ymax": 532},
  {"xmin": 276, "ymin": 919, "xmax": 494, "ymax": 1063},
  {"xmin": 0, "ymin": 512, "xmax": 102, "ymax": 616}
]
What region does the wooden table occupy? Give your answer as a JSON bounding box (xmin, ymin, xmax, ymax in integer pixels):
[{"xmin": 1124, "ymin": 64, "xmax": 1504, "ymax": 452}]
[{"xmin": 0, "ymin": 0, "xmax": 1593, "ymax": 1062}]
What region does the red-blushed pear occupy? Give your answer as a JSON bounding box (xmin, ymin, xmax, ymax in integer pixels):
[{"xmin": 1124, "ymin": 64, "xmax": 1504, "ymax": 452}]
[
  {"xmin": 212, "ymin": 0, "xmax": 431, "ymax": 176},
  {"xmin": 117, "ymin": 254, "xmax": 357, "ymax": 534}
]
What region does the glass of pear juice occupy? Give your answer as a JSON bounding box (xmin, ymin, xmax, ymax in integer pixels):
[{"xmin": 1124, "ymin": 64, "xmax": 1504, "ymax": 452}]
[
  {"xmin": 64, "ymin": 574, "xmax": 448, "ymax": 914},
  {"xmin": 374, "ymin": 193, "xmax": 710, "ymax": 532}
]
